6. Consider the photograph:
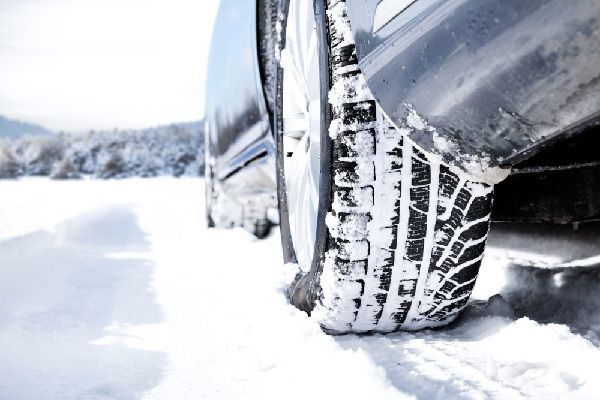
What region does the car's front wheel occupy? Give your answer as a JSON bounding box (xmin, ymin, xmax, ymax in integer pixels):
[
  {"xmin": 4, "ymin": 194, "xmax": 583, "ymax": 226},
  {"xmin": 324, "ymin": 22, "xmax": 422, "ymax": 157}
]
[{"xmin": 275, "ymin": 0, "xmax": 494, "ymax": 333}]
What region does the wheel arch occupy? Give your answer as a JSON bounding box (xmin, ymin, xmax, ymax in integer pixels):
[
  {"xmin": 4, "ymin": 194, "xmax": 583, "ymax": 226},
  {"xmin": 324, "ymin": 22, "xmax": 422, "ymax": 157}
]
[{"xmin": 344, "ymin": 0, "xmax": 600, "ymax": 183}]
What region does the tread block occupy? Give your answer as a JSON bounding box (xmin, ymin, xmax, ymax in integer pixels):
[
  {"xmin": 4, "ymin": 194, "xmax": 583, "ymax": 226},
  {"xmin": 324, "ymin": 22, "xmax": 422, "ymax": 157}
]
[
  {"xmin": 336, "ymin": 212, "xmax": 371, "ymax": 239},
  {"xmin": 451, "ymin": 260, "xmax": 482, "ymax": 283},
  {"xmin": 336, "ymin": 69, "xmax": 360, "ymax": 82},
  {"xmin": 340, "ymin": 101, "xmax": 377, "ymax": 125},
  {"xmin": 457, "ymin": 241, "xmax": 487, "ymax": 264},
  {"xmin": 333, "ymin": 129, "xmax": 376, "ymax": 158},
  {"xmin": 374, "ymin": 292, "xmax": 388, "ymax": 305},
  {"xmin": 439, "ymin": 280, "xmax": 456, "ymax": 295},
  {"xmin": 333, "ymin": 161, "xmax": 375, "ymax": 186},
  {"xmin": 454, "ymin": 188, "xmax": 472, "ymax": 210},
  {"xmin": 375, "ymin": 248, "xmax": 394, "ymax": 291},
  {"xmin": 453, "ymin": 281, "xmax": 476, "ymax": 298},
  {"xmin": 436, "ymin": 297, "xmax": 470, "ymax": 317},
  {"xmin": 411, "ymin": 157, "xmax": 431, "ymax": 186},
  {"xmin": 465, "ymin": 194, "xmax": 493, "ymax": 221},
  {"xmin": 458, "ymin": 221, "xmax": 490, "ymax": 242},
  {"xmin": 408, "ymin": 203, "xmax": 428, "ymax": 238},
  {"xmin": 334, "ymin": 186, "xmax": 374, "ymax": 208},
  {"xmin": 334, "ymin": 258, "xmax": 368, "ymax": 276},
  {"xmin": 391, "ymin": 303, "xmax": 412, "ymax": 324},
  {"xmin": 398, "ymin": 280, "xmax": 417, "ymax": 297},
  {"xmin": 406, "ymin": 238, "xmax": 425, "ymax": 261},
  {"xmin": 438, "ymin": 166, "xmax": 460, "ymax": 198},
  {"xmin": 334, "ymin": 239, "xmax": 370, "ymax": 260},
  {"xmin": 332, "ymin": 44, "xmax": 358, "ymax": 68}
]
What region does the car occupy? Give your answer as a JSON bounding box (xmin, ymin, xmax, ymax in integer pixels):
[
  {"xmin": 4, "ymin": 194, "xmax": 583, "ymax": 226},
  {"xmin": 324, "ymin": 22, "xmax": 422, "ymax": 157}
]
[{"xmin": 204, "ymin": 0, "xmax": 600, "ymax": 333}]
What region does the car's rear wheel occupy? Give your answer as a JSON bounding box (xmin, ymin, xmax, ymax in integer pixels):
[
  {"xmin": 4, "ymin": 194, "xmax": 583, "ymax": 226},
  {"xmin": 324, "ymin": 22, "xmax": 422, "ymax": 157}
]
[
  {"xmin": 205, "ymin": 166, "xmax": 216, "ymax": 228},
  {"xmin": 276, "ymin": 0, "xmax": 494, "ymax": 333}
]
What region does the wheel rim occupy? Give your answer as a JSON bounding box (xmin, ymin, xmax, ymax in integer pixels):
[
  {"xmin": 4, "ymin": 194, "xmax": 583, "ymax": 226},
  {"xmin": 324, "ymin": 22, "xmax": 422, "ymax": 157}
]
[{"xmin": 281, "ymin": 0, "xmax": 321, "ymax": 272}]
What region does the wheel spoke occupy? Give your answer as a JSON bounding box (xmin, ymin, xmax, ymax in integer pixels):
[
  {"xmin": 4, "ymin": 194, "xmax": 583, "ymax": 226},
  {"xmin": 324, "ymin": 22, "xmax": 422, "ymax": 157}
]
[
  {"xmin": 281, "ymin": 48, "xmax": 308, "ymax": 113},
  {"xmin": 283, "ymin": 116, "xmax": 309, "ymax": 138},
  {"xmin": 305, "ymin": 28, "xmax": 320, "ymax": 100}
]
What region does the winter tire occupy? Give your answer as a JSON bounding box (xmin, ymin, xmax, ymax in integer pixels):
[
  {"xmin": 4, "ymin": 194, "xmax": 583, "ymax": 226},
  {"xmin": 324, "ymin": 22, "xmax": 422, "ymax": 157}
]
[
  {"xmin": 205, "ymin": 164, "xmax": 216, "ymax": 228},
  {"xmin": 258, "ymin": 0, "xmax": 279, "ymax": 116},
  {"xmin": 249, "ymin": 218, "xmax": 273, "ymax": 240},
  {"xmin": 275, "ymin": 0, "xmax": 494, "ymax": 333}
]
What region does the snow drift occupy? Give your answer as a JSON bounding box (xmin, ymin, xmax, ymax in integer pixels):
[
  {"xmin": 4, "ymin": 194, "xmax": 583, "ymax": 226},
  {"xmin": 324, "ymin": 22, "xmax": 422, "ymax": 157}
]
[{"xmin": 0, "ymin": 178, "xmax": 599, "ymax": 399}]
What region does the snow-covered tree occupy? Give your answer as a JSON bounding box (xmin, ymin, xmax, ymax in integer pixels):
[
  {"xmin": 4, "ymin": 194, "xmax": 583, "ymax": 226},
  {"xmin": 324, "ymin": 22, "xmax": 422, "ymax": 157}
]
[
  {"xmin": 0, "ymin": 121, "xmax": 204, "ymax": 179},
  {"xmin": 0, "ymin": 147, "xmax": 20, "ymax": 179}
]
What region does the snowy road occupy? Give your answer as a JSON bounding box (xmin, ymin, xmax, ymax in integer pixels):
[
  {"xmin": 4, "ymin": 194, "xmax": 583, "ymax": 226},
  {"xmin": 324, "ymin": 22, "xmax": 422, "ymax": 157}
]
[{"xmin": 1, "ymin": 178, "xmax": 600, "ymax": 399}]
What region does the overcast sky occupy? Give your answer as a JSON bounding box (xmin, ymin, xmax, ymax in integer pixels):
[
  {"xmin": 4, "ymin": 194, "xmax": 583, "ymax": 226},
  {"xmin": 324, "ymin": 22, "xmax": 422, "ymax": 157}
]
[{"xmin": 0, "ymin": 0, "xmax": 219, "ymax": 132}]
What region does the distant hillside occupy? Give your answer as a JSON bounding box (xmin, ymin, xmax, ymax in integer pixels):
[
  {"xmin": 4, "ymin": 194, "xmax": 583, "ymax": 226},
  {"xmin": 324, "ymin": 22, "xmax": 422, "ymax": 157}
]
[
  {"xmin": 138, "ymin": 120, "xmax": 203, "ymax": 135},
  {"xmin": 0, "ymin": 119, "xmax": 204, "ymax": 179},
  {"xmin": 0, "ymin": 116, "xmax": 53, "ymax": 139}
]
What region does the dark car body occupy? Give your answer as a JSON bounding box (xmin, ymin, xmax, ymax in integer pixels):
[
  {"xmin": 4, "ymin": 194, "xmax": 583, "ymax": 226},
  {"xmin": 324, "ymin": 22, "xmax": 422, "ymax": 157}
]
[
  {"xmin": 204, "ymin": 0, "xmax": 277, "ymax": 227},
  {"xmin": 347, "ymin": 0, "xmax": 600, "ymax": 170},
  {"xmin": 205, "ymin": 0, "xmax": 600, "ymax": 225}
]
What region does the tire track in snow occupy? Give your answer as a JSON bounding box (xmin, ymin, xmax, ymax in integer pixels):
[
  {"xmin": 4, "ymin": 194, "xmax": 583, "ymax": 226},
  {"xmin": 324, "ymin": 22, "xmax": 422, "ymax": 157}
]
[{"xmin": 3, "ymin": 179, "xmax": 599, "ymax": 399}]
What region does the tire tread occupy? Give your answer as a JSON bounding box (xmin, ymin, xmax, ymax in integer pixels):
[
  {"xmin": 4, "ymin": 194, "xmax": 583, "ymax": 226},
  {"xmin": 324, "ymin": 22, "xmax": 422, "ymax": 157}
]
[{"xmin": 309, "ymin": 0, "xmax": 493, "ymax": 333}]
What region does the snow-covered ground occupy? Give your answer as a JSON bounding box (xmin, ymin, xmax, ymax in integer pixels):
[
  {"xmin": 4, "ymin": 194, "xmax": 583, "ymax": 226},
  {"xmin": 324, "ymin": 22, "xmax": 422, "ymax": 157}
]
[{"xmin": 1, "ymin": 178, "xmax": 599, "ymax": 399}]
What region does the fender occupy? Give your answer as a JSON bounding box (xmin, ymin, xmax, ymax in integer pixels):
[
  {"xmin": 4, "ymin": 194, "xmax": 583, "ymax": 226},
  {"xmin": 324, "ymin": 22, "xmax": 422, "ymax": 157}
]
[
  {"xmin": 345, "ymin": 0, "xmax": 600, "ymax": 183},
  {"xmin": 205, "ymin": 0, "xmax": 275, "ymax": 189}
]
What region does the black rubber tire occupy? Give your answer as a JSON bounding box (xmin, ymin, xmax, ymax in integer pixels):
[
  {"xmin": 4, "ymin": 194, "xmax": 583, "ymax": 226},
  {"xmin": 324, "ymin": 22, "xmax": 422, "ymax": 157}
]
[
  {"xmin": 276, "ymin": 0, "xmax": 495, "ymax": 333},
  {"xmin": 205, "ymin": 164, "xmax": 216, "ymax": 228},
  {"xmin": 257, "ymin": 0, "xmax": 279, "ymax": 117},
  {"xmin": 252, "ymin": 218, "xmax": 273, "ymax": 239}
]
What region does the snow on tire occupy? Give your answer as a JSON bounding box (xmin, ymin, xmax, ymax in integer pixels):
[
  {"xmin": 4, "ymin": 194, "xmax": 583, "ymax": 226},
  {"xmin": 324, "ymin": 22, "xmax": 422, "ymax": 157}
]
[{"xmin": 290, "ymin": 0, "xmax": 494, "ymax": 333}]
